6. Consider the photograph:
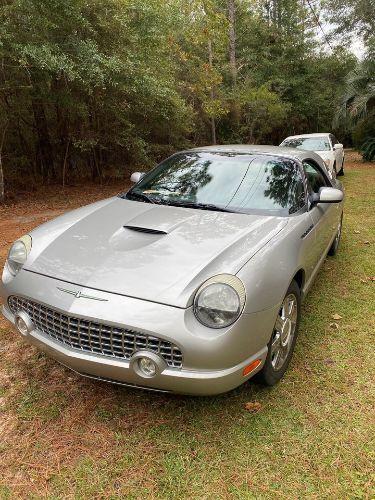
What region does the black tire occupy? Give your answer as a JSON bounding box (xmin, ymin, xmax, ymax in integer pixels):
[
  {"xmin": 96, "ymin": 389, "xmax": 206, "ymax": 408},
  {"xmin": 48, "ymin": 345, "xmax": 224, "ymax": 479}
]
[
  {"xmin": 328, "ymin": 213, "xmax": 343, "ymax": 256},
  {"xmin": 337, "ymin": 157, "xmax": 345, "ymax": 176},
  {"xmin": 256, "ymin": 280, "xmax": 301, "ymax": 386},
  {"xmin": 333, "ymin": 161, "xmax": 337, "ymax": 177}
]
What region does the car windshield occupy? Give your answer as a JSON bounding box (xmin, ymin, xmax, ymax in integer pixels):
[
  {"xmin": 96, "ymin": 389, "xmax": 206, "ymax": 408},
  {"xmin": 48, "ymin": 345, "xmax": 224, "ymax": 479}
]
[
  {"xmin": 123, "ymin": 152, "xmax": 306, "ymax": 216},
  {"xmin": 281, "ymin": 137, "xmax": 331, "ymax": 151}
]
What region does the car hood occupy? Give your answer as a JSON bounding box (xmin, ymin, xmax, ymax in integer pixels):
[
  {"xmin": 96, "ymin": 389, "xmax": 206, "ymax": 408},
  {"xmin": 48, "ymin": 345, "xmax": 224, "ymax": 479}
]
[{"xmin": 26, "ymin": 197, "xmax": 288, "ymax": 308}]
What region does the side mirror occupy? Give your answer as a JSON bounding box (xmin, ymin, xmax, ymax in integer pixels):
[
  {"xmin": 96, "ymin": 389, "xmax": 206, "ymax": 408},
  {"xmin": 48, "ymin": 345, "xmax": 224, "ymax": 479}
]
[
  {"xmin": 333, "ymin": 143, "xmax": 343, "ymax": 150},
  {"xmin": 130, "ymin": 172, "xmax": 145, "ymax": 183},
  {"xmin": 310, "ymin": 187, "xmax": 343, "ymax": 207}
]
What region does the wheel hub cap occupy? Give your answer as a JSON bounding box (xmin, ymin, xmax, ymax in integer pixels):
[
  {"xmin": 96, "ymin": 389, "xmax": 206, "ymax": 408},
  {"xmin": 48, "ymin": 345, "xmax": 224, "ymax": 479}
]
[
  {"xmin": 270, "ymin": 294, "xmax": 298, "ymax": 371},
  {"xmin": 280, "ymin": 317, "xmax": 292, "ymax": 347}
]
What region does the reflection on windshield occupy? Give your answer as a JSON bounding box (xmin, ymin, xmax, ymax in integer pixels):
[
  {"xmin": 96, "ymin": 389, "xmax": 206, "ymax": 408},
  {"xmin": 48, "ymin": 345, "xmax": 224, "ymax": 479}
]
[
  {"xmin": 144, "ymin": 155, "xmax": 213, "ymax": 200},
  {"xmin": 125, "ymin": 152, "xmax": 306, "ymax": 216},
  {"xmin": 281, "ymin": 137, "xmax": 331, "ymax": 151}
]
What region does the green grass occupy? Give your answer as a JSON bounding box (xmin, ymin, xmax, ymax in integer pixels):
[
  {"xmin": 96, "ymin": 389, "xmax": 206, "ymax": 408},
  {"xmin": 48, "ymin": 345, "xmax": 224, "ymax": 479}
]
[{"xmin": 0, "ymin": 164, "xmax": 374, "ymax": 498}]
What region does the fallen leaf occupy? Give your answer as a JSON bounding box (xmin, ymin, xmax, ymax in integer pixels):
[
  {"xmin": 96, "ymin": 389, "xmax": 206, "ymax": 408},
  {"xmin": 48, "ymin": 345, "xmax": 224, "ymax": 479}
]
[
  {"xmin": 360, "ymin": 278, "xmax": 368, "ymax": 284},
  {"xmin": 244, "ymin": 401, "xmax": 262, "ymax": 413},
  {"xmin": 363, "ymin": 241, "xmax": 370, "ymax": 245},
  {"xmin": 354, "ymin": 230, "xmax": 360, "ymax": 234},
  {"xmin": 367, "ymin": 276, "xmax": 375, "ymax": 281},
  {"xmin": 332, "ymin": 313, "xmax": 342, "ymax": 320},
  {"xmin": 330, "ymin": 322, "xmax": 339, "ymax": 329},
  {"xmin": 324, "ymin": 358, "xmax": 335, "ymax": 366}
]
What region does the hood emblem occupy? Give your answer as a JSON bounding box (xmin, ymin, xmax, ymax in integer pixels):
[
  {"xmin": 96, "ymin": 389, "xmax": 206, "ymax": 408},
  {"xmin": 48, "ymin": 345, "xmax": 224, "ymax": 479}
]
[{"xmin": 57, "ymin": 287, "xmax": 108, "ymax": 302}]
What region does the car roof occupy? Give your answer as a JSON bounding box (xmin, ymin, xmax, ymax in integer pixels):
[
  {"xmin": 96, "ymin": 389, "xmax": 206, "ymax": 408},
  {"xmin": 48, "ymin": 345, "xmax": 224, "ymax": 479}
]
[
  {"xmin": 282, "ymin": 133, "xmax": 331, "ymax": 139},
  {"xmin": 187, "ymin": 144, "xmax": 323, "ymax": 162}
]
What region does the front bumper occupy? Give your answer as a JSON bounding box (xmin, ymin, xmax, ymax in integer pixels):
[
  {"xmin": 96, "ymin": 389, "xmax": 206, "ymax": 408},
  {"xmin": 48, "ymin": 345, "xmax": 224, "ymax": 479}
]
[{"xmin": 1, "ymin": 270, "xmax": 279, "ymax": 395}]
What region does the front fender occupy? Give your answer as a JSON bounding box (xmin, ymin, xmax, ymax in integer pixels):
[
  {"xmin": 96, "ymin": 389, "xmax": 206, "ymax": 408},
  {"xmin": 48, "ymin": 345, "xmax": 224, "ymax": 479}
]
[{"xmin": 237, "ymin": 214, "xmax": 310, "ymax": 314}]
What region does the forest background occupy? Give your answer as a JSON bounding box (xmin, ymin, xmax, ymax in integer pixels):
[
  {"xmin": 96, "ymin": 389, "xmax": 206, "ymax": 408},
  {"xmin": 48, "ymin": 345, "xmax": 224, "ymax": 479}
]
[{"xmin": 0, "ymin": 0, "xmax": 374, "ymax": 199}]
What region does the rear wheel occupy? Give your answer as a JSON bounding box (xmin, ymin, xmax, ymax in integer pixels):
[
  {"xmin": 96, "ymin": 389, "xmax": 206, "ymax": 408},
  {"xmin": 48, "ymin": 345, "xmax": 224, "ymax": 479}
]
[{"xmin": 256, "ymin": 280, "xmax": 301, "ymax": 386}]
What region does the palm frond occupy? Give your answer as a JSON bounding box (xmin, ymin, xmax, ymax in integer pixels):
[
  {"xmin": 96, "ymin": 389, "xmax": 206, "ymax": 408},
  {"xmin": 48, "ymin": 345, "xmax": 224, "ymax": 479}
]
[
  {"xmin": 360, "ymin": 138, "xmax": 375, "ymax": 161},
  {"xmin": 334, "ymin": 57, "xmax": 375, "ymax": 126}
]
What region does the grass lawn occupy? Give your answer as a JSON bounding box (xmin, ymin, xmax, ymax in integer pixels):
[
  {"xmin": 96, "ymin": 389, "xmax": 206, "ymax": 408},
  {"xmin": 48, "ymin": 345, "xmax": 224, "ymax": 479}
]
[{"xmin": 0, "ymin": 151, "xmax": 374, "ymax": 498}]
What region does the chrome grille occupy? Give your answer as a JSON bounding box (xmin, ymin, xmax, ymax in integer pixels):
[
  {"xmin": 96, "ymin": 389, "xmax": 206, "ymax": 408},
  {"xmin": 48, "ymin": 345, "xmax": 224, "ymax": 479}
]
[{"xmin": 8, "ymin": 296, "xmax": 183, "ymax": 368}]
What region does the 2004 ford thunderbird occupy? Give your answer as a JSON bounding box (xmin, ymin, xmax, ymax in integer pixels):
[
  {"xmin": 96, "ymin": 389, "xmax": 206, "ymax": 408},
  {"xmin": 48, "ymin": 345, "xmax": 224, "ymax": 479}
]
[{"xmin": 1, "ymin": 145, "xmax": 344, "ymax": 395}]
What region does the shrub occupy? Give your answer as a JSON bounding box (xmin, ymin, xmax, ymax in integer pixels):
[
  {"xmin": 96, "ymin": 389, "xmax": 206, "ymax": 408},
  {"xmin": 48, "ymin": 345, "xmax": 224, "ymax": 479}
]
[{"xmin": 360, "ymin": 138, "xmax": 375, "ymax": 161}]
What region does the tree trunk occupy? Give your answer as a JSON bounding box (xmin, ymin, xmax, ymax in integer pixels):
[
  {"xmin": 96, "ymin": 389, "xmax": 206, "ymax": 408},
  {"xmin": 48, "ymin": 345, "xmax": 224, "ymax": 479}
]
[
  {"xmin": 0, "ymin": 125, "xmax": 6, "ymax": 204},
  {"xmin": 30, "ymin": 74, "xmax": 55, "ymax": 182},
  {"xmin": 228, "ymin": 0, "xmax": 240, "ymax": 130},
  {"xmin": 208, "ymin": 39, "xmax": 217, "ymax": 145},
  {"xmin": 228, "ymin": 0, "xmax": 237, "ymax": 86},
  {"xmin": 62, "ymin": 138, "xmax": 70, "ymax": 188}
]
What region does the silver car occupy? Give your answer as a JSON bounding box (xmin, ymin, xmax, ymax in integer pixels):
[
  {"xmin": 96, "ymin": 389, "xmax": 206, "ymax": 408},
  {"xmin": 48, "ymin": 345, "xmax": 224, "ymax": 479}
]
[{"xmin": 1, "ymin": 145, "xmax": 344, "ymax": 395}]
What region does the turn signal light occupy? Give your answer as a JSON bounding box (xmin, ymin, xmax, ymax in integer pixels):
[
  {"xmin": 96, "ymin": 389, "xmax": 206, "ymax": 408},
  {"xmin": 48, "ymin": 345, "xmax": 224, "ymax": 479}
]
[{"xmin": 243, "ymin": 359, "xmax": 262, "ymax": 377}]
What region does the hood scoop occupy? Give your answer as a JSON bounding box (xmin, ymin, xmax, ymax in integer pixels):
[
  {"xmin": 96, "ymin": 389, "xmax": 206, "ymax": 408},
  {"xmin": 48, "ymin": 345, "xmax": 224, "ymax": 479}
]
[
  {"xmin": 124, "ymin": 225, "xmax": 167, "ymax": 235},
  {"xmin": 109, "ymin": 224, "xmax": 168, "ymax": 252}
]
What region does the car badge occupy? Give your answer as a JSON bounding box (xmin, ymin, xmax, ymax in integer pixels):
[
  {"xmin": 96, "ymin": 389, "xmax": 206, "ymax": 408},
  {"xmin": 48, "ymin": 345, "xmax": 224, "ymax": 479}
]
[{"xmin": 57, "ymin": 287, "xmax": 108, "ymax": 301}]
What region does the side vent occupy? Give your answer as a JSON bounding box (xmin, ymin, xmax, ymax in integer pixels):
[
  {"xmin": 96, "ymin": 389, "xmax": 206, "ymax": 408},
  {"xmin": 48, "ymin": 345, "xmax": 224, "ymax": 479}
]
[
  {"xmin": 123, "ymin": 225, "xmax": 167, "ymax": 235},
  {"xmin": 301, "ymin": 224, "xmax": 314, "ymax": 239}
]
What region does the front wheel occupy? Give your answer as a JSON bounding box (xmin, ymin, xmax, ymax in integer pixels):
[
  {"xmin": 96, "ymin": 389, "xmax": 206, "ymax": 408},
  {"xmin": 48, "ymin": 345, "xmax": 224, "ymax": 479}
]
[
  {"xmin": 328, "ymin": 213, "xmax": 343, "ymax": 256},
  {"xmin": 333, "ymin": 161, "xmax": 337, "ymax": 177},
  {"xmin": 256, "ymin": 280, "xmax": 301, "ymax": 386},
  {"xmin": 337, "ymin": 157, "xmax": 345, "ymax": 176}
]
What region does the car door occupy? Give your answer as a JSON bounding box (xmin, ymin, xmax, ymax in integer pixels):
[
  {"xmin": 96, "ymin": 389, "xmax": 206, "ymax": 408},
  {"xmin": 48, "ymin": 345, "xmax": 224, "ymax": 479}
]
[{"xmin": 303, "ymin": 159, "xmax": 337, "ymax": 269}]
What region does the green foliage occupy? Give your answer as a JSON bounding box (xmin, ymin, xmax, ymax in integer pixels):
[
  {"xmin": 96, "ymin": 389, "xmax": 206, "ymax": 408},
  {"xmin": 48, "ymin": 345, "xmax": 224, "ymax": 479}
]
[
  {"xmin": 335, "ymin": 58, "xmax": 375, "ymax": 123},
  {"xmin": 335, "ymin": 48, "xmax": 374, "ymax": 159},
  {"xmin": 352, "ymin": 114, "xmax": 375, "ymax": 147},
  {"xmin": 323, "ymin": 0, "xmax": 375, "ymax": 44},
  {"xmin": 0, "ymin": 0, "xmax": 358, "ymax": 191},
  {"xmin": 360, "ymin": 137, "xmax": 375, "ymax": 161},
  {"xmin": 239, "ymin": 84, "xmax": 290, "ymax": 143},
  {"xmin": 0, "ymin": 0, "xmax": 193, "ymax": 185}
]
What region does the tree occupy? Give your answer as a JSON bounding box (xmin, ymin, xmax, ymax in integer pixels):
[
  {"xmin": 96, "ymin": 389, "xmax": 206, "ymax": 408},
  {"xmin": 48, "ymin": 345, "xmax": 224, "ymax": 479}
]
[
  {"xmin": 323, "ymin": 0, "xmax": 375, "ymax": 44},
  {"xmin": 336, "ymin": 57, "xmax": 375, "ymax": 158},
  {"xmin": 239, "ymin": 85, "xmax": 290, "ymax": 143},
  {"xmin": 0, "ymin": 122, "xmax": 7, "ymax": 203},
  {"xmin": 0, "ymin": 0, "xmax": 358, "ymax": 197},
  {"xmin": 336, "ymin": 58, "xmax": 375, "ymax": 123},
  {"xmin": 227, "ymin": 0, "xmax": 240, "ymax": 131}
]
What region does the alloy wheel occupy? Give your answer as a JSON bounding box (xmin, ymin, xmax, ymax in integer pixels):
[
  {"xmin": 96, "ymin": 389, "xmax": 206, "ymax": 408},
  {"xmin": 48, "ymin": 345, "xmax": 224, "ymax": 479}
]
[{"xmin": 271, "ymin": 294, "xmax": 298, "ymax": 371}]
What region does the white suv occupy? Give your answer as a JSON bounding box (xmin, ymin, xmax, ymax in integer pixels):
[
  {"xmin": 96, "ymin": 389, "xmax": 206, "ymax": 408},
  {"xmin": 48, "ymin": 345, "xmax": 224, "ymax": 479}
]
[{"xmin": 280, "ymin": 133, "xmax": 344, "ymax": 177}]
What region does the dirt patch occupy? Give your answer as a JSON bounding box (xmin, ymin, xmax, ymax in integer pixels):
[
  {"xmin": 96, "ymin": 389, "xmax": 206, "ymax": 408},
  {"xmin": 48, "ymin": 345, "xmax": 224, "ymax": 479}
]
[{"xmin": 343, "ymin": 148, "xmax": 368, "ymax": 168}]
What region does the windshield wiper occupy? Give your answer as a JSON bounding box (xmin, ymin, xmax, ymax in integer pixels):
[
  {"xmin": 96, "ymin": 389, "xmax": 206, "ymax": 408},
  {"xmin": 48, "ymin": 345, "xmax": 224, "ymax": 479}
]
[
  {"xmin": 167, "ymin": 201, "xmax": 235, "ymax": 213},
  {"xmin": 126, "ymin": 192, "xmax": 236, "ymax": 213},
  {"xmin": 126, "ymin": 191, "xmax": 156, "ymax": 204}
]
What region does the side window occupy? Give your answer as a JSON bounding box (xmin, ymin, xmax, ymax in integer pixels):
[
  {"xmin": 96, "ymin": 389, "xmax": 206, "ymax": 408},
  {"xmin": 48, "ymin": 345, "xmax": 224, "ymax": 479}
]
[
  {"xmin": 303, "ymin": 161, "xmax": 328, "ymax": 194},
  {"xmin": 330, "ymin": 134, "xmax": 337, "ymax": 147}
]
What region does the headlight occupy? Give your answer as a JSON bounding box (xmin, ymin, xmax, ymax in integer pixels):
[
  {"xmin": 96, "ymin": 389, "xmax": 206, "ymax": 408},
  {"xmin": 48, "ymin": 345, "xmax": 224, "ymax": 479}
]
[
  {"xmin": 193, "ymin": 274, "xmax": 246, "ymax": 329},
  {"xmin": 6, "ymin": 235, "xmax": 32, "ymax": 277}
]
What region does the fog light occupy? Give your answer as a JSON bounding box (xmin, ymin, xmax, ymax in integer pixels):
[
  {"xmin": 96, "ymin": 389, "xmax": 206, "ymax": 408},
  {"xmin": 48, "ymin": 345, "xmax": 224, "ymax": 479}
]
[
  {"xmin": 138, "ymin": 357, "xmax": 157, "ymax": 377},
  {"xmin": 130, "ymin": 350, "xmax": 167, "ymax": 379},
  {"xmin": 14, "ymin": 311, "xmax": 34, "ymax": 337}
]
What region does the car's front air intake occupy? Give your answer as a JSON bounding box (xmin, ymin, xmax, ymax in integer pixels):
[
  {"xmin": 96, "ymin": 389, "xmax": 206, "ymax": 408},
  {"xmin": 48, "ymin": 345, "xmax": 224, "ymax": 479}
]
[{"xmin": 8, "ymin": 296, "xmax": 183, "ymax": 368}]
